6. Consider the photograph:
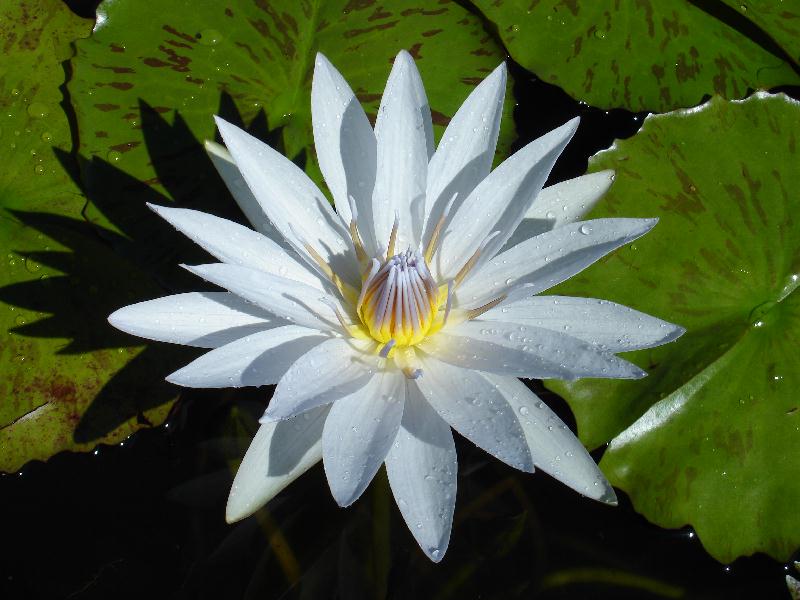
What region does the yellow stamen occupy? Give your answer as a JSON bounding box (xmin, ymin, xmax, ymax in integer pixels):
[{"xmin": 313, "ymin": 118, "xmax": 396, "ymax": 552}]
[
  {"xmin": 465, "ymin": 294, "xmax": 507, "ymax": 320},
  {"xmin": 424, "ymin": 193, "xmax": 457, "ymax": 264},
  {"xmin": 386, "ymin": 212, "xmax": 400, "ymax": 259},
  {"xmin": 454, "ymin": 230, "xmax": 500, "ymax": 287},
  {"xmin": 346, "ymin": 195, "xmax": 368, "ymax": 263},
  {"xmin": 358, "ymin": 249, "xmax": 442, "ymax": 347}
]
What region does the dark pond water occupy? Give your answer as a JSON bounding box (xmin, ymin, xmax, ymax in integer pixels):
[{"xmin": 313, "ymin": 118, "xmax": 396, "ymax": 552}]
[{"xmin": 2, "ymin": 2, "xmax": 798, "ymax": 598}]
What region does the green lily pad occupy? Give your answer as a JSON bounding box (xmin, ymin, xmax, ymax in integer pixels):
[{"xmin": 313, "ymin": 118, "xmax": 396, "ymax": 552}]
[
  {"xmin": 546, "ymin": 93, "xmax": 800, "ymax": 562},
  {"xmin": 0, "ymin": 0, "xmax": 184, "ymax": 472},
  {"xmin": 69, "ymin": 0, "xmax": 515, "ymax": 237},
  {"xmin": 473, "ymin": 0, "xmax": 800, "ymax": 112},
  {"xmin": 720, "ymin": 0, "xmax": 800, "ymax": 65}
]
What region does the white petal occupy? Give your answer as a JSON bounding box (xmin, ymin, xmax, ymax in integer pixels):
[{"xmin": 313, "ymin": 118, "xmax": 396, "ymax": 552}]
[
  {"xmin": 263, "ymin": 337, "xmax": 381, "ymax": 421},
  {"xmin": 434, "ymin": 118, "xmax": 579, "ymax": 281},
  {"xmin": 385, "ymin": 384, "xmax": 456, "ymax": 562},
  {"xmin": 214, "ymin": 117, "xmax": 360, "ymax": 286},
  {"xmin": 148, "ymin": 204, "xmax": 324, "ymax": 289},
  {"xmin": 480, "ymin": 296, "xmax": 684, "ymax": 352},
  {"xmin": 414, "ymin": 355, "xmax": 534, "ymax": 472},
  {"xmin": 108, "ymin": 292, "xmax": 275, "ymax": 348},
  {"xmin": 226, "ymin": 405, "xmax": 328, "ymax": 522},
  {"xmin": 182, "ymin": 263, "xmax": 344, "ymax": 332},
  {"xmin": 372, "ymin": 50, "xmax": 429, "ymax": 252},
  {"xmin": 457, "ymin": 217, "xmax": 657, "ymax": 307},
  {"xmin": 483, "ymin": 374, "xmax": 616, "ymax": 503},
  {"xmin": 311, "ymin": 53, "xmax": 377, "ymax": 252},
  {"xmin": 205, "ymin": 140, "xmax": 289, "ymax": 248},
  {"xmin": 424, "ymin": 63, "xmax": 506, "ymax": 244},
  {"xmin": 166, "ymin": 326, "xmax": 328, "ymax": 388},
  {"xmin": 322, "ymin": 371, "xmax": 406, "ymax": 506},
  {"xmin": 505, "ymin": 170, "xmax": 616, "ymax": 247},
  {"xmin": 419, "ymin": 320, "xmax": 647, "ymax": 380}
]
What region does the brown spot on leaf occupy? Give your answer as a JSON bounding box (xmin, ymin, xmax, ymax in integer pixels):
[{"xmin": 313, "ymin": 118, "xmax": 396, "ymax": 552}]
[
  {"xmin": 676, "ymin": 52, "xmax": 699, "ymax": 82},
  {"xmin": 583, "ymin": 67, "xmax": 594, "ymax": 93},
  {"xmin": 167, "ymin": 39, "xmax": 193, "ymax": 50},
  {"xmin": 95, "ymin": 131, "xmax": 108, "ymax": 138},
  {"xmin": 185, "ymin": 76, "xmax": 204, "ymax": 85},
  {"xmin": 423, "ymin": 29, "xmax": 443, "ymax": 37},
  {"xmin": 92, "ymin": 63, "xmax": 135, "ymax": 74},
  {"xmin": 355, "ymin": 91, "xmax": 381, "ymax": 104},
  {"xmin": 163, "ymin": 25, "xmax": 197, "ymax": 44},
  {"xmin": 343, "ymin": 20, "xmax": 399, "ymax": 38},
  {"xmin": 109, "ymin": 141, "xmax": 141, "ymax": 153},
  {"xmin": 407, "ymin": 43, "xmax": 422, "ymax": 59},
  {"xmin": 431, "ymin": 110, "xmax": 450, "ymax": 127},
  {"xmin": 144, "ymin": 57, "xmax": 170, "ymax": 68},
  {"xmin": 636, "ymin": 0, "xmax": 655, "ymax": 37},
  {"xmin": 712, "ymin": 56, "xmax": 733, "ymax": 95},
  {"xmin": 345, "ymin": 0, "xmax": 376, "ymax": 10},
  {"xmin": 110, "ymin": 43, "xmax": 125, "ymax": 53},
  {"xmin": 400, "ymin": 8, "xmax": 447, "ymax": 16},
  {"xmin": 557, "ymin": 0, "xmax": 579, "ymax": 16},
  {"xmin": 225, "ymin": 8, "xmax": 233, "ymax": 17},
  {"xmin": 368, "ymin": 7, "xmax": 392, "ymax": 21},
  {"xmin": 94, "ymin": 103, "xmax": 120, "ymax": 112}
]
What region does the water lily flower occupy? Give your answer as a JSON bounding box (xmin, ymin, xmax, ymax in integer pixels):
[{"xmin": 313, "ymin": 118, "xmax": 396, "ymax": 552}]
[{"xmin": 108, "ymin": 50, "xmax": 683, "ymax": 562}]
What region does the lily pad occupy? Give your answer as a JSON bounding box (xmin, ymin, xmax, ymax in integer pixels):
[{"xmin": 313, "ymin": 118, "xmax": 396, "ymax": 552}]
[
  {"xmin": 69, "ymin": 0, "xmax": 515, "ymax": 237},
  {"xmin": 473, "ymin": 0, "xmax": 800, "ymax": 112},
  {"xmin": 546, "ymin": 93, "xmax": 800, "ymax": 562},
  {"xmin": 720, "ymin": 0, "xmax": 800, "ymax": 65},
  {"xmin": 0, "ymin": 0, "xmax": 183, "ymax": 472}
]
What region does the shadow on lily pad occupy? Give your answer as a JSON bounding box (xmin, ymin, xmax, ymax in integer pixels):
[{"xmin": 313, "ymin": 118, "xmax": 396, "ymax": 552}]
[{"xmin": 0, "ymin": 93, "xmax": 291, "ymax": 444}]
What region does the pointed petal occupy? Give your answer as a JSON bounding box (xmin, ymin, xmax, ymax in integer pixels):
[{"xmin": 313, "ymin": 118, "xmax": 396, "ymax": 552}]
[
  {"xmin": 479, "ymin": 296, "xmax": 685, "ymax": 352},
  {"xmin": 505, "ymin": 170, "xmax": 616, "ymax": 246},
  {"xmin": 414, "ymin": 356, "xmax": 534, "ymax": 472},
  {"xmin": 108, "ymin": 292, "xmax": 275, "ymax": 348},
  {"xmin": 424, "ymin": 63, "xmax": 506, "ymax": 244},
  {"xmin": 263, "ymin": 337, "xmax": 380, "ymax": 421},
  {"xmin": 226, "ymin": 405, "xmax": 329, "ymax": 522},
  {"xmin": 182, "ymin": 263, "xmax": 345, "ymax": 332},
  {"xmin": 372, "ymin": 50, "xmax": 429, "ymax": 251},
  {"xmin": 214, "ymin": 117, "xmax": 359, "ymax": 285},
  {"xmin": 483, "ymin": 374, "xmax": 617, "ymax": 504},
  {"xmin": 457, "ymin": 217, "xmax": 657, "ymax": 307},
  {"xmin": 148, "ymin": 204, "xmax": 324, "ymax": 289},
  {"xmin": 419, "ymin": 320, "xmax": 647, "ymax": 380},
  {"xmin": 434, "ymin": 118, "xmax": 579, "ymax": 280},
  {"xmin": 322, "ymin": 371, "xmax": 405, "ymax": 506},
  {"xmin": 166, "ymin": 326, "xmax": 328, "ymax": 388},
  {"xmin": 311, "ymin": 53, "xmax": 377, "ymax": 254},
  {"xmin": 385, "ymin": 384, "xmax": 456, "ymax": 562},
  {"xmin": 205, "ymin": 140, "xmax": 289, "ymax": 248}
]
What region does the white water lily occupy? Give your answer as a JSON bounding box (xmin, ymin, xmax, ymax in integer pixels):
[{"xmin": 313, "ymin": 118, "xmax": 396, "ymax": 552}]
[{"xmin": 109, "ymin": 50, "xmax": 683, "ymax": 562}]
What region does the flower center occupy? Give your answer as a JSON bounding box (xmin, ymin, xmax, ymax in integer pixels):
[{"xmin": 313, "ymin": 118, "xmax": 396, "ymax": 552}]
[{"xmin": 357, "ymin": 249, "xmax": 442, "ymax": 347}]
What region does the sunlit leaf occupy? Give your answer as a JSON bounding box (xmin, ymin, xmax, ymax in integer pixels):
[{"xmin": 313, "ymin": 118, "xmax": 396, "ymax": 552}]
[
  {"xmin": 473, "ymin": 0, "xmax": 800, "ymax": 111},
  {"xmin": 69, "ymin": 0, "xmax": 515, "ymax": 238},
  {"xmin": 0, "ymin": 0, "xmax": 182, "ymax": 472},
  {"xmin": 547, "ymin": 93, "xmax": 800, "ymax": 562}
]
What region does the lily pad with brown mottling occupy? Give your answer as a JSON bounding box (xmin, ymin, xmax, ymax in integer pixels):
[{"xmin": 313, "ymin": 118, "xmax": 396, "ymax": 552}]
[
  {"xmin": 473, "ymin": 0, "xmax": 800, "ymax": 112},
  {"xmin": 69, "ymin": 0, "xmax": 516, "ymax": 241},
  {"xmin": 0, "ymin": 0, "xmax": 185, "ymax": 472},
  {"xmin": 546, "ymin": 93, "xmax": 800, "ymax": 562}
]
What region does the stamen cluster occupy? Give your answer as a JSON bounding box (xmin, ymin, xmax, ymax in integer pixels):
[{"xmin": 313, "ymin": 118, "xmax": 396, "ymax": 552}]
[{"xmin": 358, "ymin": 249, "xmax": 441, "ymax": 346}]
